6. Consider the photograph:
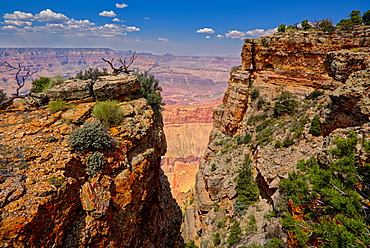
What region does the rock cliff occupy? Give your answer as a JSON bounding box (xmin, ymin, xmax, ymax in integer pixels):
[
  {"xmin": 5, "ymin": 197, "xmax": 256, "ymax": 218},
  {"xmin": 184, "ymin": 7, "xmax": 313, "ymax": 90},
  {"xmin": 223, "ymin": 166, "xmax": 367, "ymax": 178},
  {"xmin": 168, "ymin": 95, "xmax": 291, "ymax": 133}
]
[
  {"xmin": 184, "ymin": 27, "xmax": 370, "ymax": 247},
  {"xmin": 161, "ymin": 104, "xmax": 216, "ymax": 206},
  {"xmin": 0, "ymin": 74, "xmax": 183, "ymax": 247}
]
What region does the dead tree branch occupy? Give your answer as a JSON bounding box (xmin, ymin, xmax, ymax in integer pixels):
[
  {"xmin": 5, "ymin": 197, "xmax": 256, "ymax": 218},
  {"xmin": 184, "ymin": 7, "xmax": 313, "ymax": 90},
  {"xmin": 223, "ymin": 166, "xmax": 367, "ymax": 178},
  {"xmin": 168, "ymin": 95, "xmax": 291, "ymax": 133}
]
[
  {"xmin": 102, "ymin": 52, "xmax": 137, "ymax": 76},
  {"xmin": 0, "ymin": 61, "xmax": 38, "ymax": 107}
]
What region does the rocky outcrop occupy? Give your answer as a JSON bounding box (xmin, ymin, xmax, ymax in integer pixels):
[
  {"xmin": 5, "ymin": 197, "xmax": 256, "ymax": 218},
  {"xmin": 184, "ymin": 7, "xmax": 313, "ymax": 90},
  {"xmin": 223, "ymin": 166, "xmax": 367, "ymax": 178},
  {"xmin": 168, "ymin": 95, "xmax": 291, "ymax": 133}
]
[
  {"xmin": 46, "ymin": 74, "xmax": 139, "ymax": 101},
  {"xmin": 184, "ymin": 28, "xmax": 370, "ymax": 247},
  {"xmin": 321, "ymin": 68, "xmax": 370, "ymax": 135},
  {"xmin": 0, "ymin": 76, "xmax": 183, "ymax": 247}
]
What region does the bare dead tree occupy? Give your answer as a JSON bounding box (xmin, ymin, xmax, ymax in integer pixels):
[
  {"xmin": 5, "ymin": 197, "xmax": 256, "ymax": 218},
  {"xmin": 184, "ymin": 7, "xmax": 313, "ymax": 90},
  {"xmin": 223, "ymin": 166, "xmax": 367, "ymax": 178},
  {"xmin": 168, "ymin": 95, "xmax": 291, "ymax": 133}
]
[
  {"xmin": 0, "ymin": 61, "xmax": 38, "ymax": 107},
  {"xmin": 102, "ymin": 52, "xmax": 138, "ymax": 76}
]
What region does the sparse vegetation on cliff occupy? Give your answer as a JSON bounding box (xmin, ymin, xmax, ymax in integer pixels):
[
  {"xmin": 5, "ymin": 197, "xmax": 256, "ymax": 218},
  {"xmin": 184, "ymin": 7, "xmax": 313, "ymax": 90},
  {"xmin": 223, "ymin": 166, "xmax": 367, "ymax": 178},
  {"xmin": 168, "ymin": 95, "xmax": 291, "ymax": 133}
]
[
  {"xmin": 92, "ymin": 100, "xmax": 124, "ymax": 127},
  {"xmin": 68, "ymin": 122, "xmax": 112, "ymax": 152},
  {"xmin": 134, "ymin": 71, "xmax": 165, "ymax": 113},
  {"xmin": 235, "ymin": 156, "xmax": 260, "ymax": 206},
  {"xmin": 86, "ymin": 151, "xmax": 107, "ymax": 177},
  {"xmin": 280, "ymin": 131, "xmax": 370, "ymax": 247},
  {"xmin": 48, "ymin": 99, "xmax": 67, "ymax": 113}
]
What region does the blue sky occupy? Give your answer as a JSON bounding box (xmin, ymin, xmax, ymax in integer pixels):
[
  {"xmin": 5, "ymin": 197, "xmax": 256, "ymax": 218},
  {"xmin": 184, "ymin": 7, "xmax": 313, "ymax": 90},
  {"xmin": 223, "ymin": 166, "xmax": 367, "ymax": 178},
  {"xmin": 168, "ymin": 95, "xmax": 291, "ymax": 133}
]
[{"xmin": 0, "ymin": 1, "xmax": 368, "ymax": 56}]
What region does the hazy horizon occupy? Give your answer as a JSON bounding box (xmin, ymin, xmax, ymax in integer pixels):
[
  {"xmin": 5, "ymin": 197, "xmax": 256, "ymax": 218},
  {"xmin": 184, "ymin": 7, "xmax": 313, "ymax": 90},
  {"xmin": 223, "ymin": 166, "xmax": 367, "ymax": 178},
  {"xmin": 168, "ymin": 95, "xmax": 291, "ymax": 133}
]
[{"xmin": 0, "ymin": 0, "xmax": 368, "ymax": 56}]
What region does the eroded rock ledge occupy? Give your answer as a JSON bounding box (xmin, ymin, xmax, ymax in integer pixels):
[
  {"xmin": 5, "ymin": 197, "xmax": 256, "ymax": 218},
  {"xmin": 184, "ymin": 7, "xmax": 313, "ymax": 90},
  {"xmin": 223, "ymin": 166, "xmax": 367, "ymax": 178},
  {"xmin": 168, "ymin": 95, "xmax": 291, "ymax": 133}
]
[{"xmin": 0, "ymin": 74, "xmax": 183, "ymax": 247}]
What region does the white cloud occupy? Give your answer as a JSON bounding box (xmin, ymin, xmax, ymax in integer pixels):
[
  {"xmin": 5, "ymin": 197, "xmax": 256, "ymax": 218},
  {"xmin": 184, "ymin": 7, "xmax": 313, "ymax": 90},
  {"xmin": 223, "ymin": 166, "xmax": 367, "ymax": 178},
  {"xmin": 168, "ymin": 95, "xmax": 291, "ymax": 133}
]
[
  {"xmin": 99, "ymin": 10, "xmax": 117, "ymax": 17},
  {"xmin": 216, "ymin": 34, "xmax": 224, "ymax": 39},
  {"xmin": 35, "ymin": 9, "xmax": 69, "ymax": 23},
  {"xmin": 3, "ymin": 11, "xmax": 34, "ymax": 21},
  {"xmin": 2, "ymin": 25, "xmax": 18, "ymax": 30},
  {"xmin": 206, "ymin": 36, "xmax": 211, "ymax": 39},
  {"xmin": 196, "ymin": 28, "xmax": 215, "ymax": 34},
  {"xmin": 144, "ymin": 17, "xmax": 150, "ymax": 20},
  {"xmin": 225, "ymin": 28, "xmax": 277, "ymax": 39},
  {"xmin": 116, "ymin": 3, "xmax": 128, "ymax": 8},
  {"xmin": 113, "ymin": 18, "xmax": 123, "ymax": 22},
  {"xmin": 158, "ymin": 38, "xmax": 168, "ymax": 41},
  {"xmin": 126, "ymin": 26, "xmax": 140, "ymax": 32},
  {"xmin": 225, "ymin": 30, "xmax": 246, "ymax": 39},
  {"xmin": 245, "ymin": 27, "xmax": 277, "ymax": 36},
  {"xmin": 4, "ymin": 20, "xmax": 32, "ymax": 27}
]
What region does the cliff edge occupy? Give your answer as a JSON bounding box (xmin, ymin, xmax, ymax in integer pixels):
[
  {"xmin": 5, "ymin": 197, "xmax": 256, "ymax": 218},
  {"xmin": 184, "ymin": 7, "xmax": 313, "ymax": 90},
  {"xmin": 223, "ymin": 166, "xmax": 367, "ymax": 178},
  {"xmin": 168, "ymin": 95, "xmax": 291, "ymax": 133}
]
[{"xmin": 0, "ymin": 74, "xmax": 183, "ymax": 247}]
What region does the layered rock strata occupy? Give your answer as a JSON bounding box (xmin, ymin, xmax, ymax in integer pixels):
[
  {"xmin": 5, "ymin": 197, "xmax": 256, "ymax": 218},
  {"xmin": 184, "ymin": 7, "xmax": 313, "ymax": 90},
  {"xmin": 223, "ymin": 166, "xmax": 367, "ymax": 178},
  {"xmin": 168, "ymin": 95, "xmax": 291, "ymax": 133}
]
[
  {"xmin": 184, "ymin": 28, "xmax": 370, "ymax": 247},
  {"xmin": 0, "ymin": 75, "xmax": 183, "ymax": 247}
]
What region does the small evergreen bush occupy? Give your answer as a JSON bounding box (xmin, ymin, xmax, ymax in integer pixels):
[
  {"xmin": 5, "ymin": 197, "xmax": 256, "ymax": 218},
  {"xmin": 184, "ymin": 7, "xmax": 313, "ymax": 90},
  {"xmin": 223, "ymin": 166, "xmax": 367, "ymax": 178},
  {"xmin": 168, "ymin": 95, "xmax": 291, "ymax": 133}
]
[
  {"xmin": 227, "ymin": 220, "xmax": 242, "ymax": 248},
  {"xmin": 273, "ymin": 90, "xmax": 298, "ymax": 117},
  {"xmin": 251, "ymin": 89, "xmax": 260, "ymax": 101},
  {"xmin": 92, "ymin": 100, "xmax": 124, "ymax": 127},
  {"xmin": 86, "ymin": 151, "xmax": 106, "ymax": 177},
  {"xmin": 68, "ymin": 122, "xmax": 112, "ymax": 151},
  {"xmin": 237, "ymin": 133, "xmax": 252, "ymax": 145},
  {"xmin": 48, "ymin": 99, "xmax": 66, "ymax": 112},
  {"xmin": 235, "ymin": 156, "xmax": 260, "ymax": 205},
  {"xmin": 309, "ymin": 115, "xmax": 321, "ymax": 136},
  {"xmin": 213, "ymin": 232, "xmax": 221, "ymax": 246},
  {"xmin": 31, "ymin": 77, "xmax": 51, "ymax": 93}
]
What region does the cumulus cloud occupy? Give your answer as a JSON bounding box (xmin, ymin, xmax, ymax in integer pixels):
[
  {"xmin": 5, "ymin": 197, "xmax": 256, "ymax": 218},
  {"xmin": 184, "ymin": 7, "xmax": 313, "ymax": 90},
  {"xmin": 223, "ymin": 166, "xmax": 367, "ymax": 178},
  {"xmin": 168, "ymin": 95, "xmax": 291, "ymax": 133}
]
[
  {"xmin": 158, "ymin": 38, "xmax": 168, "ymax": 41},
  {"xmin": 4, "ymin": 20, "xmax": 32, "ymax": 27},
  {"xmin": 226, "ymin": 27, "xmax": 277, "ymax": 39},
  {"xmin": 116, "ymin": 3, "xmax": 128, "ymax": 8},
  {"xmin": 3, "ymin": 25, "xmax": 18, "ymax": 30},
  {"xmin": 216, "ymin": 34, "xmax": 224, "ymax": 39},
  {"xmin": 245, "ymin": 28, "xmax": 277, "ymax": 36},
  {"xmin": 206, "ymin": 36, "xmax": 211, "ymax": 39},
  {"xmin": 196, "ymin": 27, "xmax": 215, "ymax": 34},
  {"xmin": 225, "ymin": 30, "xmax": 246, "ymax": 39},
  {"xmin": 126, "ymin": 26, "xmax": 140, "ymax": 32},
  {"xmin": 144, "ymin": 17, "xmax": 150, "ymax": 20},
  {"xmin": 112, "ymin": 18, "xmax": 122, "ymax": 22},
  {"xmin": 99, "ymin": 11, "xmax": 117, "ymax": 17},
  {"xmin": 35, "ymin": 9, "xmax": 69, "ymax": 23},
  {"xmin": 3, "ymin": 11, "xmax": 34, "ymax": 21}
]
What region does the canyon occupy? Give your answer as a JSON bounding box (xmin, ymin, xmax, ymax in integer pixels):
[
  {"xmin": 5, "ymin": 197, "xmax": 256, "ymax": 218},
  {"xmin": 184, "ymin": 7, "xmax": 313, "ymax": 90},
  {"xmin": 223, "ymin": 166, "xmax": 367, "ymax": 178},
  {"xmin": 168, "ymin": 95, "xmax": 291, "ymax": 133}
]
[
  {"xmin": 0, "ymin": 48, "xmax": 238, "ymax": 209},
  {"xmin": 1, "ymin": 25, "xmax": 369, "ymax": 247},
  {"xmin": 183, "ymin": 26, "xmax": 370, "ymax": 247}
]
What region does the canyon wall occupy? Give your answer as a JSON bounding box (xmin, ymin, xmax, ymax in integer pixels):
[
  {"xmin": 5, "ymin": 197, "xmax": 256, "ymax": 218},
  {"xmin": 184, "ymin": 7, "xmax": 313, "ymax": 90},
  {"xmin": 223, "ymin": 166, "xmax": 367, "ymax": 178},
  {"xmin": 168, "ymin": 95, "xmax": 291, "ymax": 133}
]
[
  {"xmin": 0, "ymin": 75, "xmax": 183, "ymax": 247},
  {"xmin": 161, "ymin": 104, "xmax": 216, "ymax": 206},
  {"xmin": 184, "ymin": 27, "xmax": 370, "ymax": 247}
]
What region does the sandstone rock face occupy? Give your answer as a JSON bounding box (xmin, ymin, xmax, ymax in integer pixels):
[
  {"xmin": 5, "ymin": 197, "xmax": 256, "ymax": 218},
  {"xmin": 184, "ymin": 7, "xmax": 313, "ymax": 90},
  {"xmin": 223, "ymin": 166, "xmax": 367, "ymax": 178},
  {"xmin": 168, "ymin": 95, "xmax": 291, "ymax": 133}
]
[
  {"xmin": 184, "ymin": 28, "xmax": 370, "ymax": 247},
  {"xmin": 0, "ymin": 96, "xmax": 182, "ymax": 246},
  {"xmin": 46, "ymin": 74, "xmax": 140, "ymax": 101},
  {"xmin": 161, "ymin": 105, "xmax": 215, "ymax": 207}
]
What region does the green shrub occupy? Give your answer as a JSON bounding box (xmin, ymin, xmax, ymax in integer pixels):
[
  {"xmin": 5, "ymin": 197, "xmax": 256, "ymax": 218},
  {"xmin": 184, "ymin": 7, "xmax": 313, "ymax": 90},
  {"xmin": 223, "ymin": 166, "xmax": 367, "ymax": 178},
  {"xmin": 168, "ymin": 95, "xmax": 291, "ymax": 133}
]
[
  {"xmin": 134, "ymin": 71, "xmax": 165, "ymax": 113},
  {"xmin": 31, "ymin": 77, "xmax": 51, "ymax": 93},
  {"xmin": 278, "ymin": 24, "xmax": 286, "ymax": 33},
  {"xmin": 92, "ymin": 100, "xmax": 124, "ymax": 127},
  {"xmin": 265, "ymin": 238, "xmax": 284, "ymax": 248},
  {"xmin": 273, "ymin": 90, "xmax": 298, "ymax": 117},
  {"xmin": 301, "ymin": 19, "xmax": 311, "ymax": 31},
  {"xmin": 246, "ymin": 214, "xmax": 257, "ymax": 233},
  {"xmin": 275, "ymin": 140, "xmax": 283, "ymax": 148},
  {"xmin": 48, "ymin": 99, "xmax": 66, "ymax": 112},
  {"xmin": 306, "ymin": 89, "xmax": 324, "ymax": 100},
  {"xmin": 75, "ymin": 68, "xmax": 108, "ymax": 81},
  {"xmin": 257, "ymin": 97, "xmax": 266, "ymax": 110},
  {"xmin": 213, "ymin": 232, "xmax": 221, "ymax": 246},
  {"xmin": 86, "ymin": 152, "xmax": 106, "ymax": 177},
  {"xmin": 227, "ymin": 220, "xmax": 242, "ymax": 248},
  {"xmin": 309, "ymin": 115, "xmax": 321, "ymax": 136},
  {"xmin": 68, "ymin": 122, "xmax": 112, "ymax": 151},
  {"xmin": 48, "ymin": 176, "xmax": 65, "ymax": 188},
  {"xmin": 251, "ymin": 89, "xmax": 260, "ymax": 101},
  {"xmin": 280, "ymin": 132, "xmax": 370, "ymax": 247},
  {"xmin": 282, "ymin": 137, "xmax": 294, "ymax": 147},
  {"xmin": 237, "ymin": 133, "xmax": 252, "ymax": 145},
  {"xmin": 184, "ymin": 240, "xmax": 199, "ymax": 248},
  {"xmin": 235, "ymin": 156, "xmax": 259, "ymax": 205},
  {"xmin": 48, "ymin": 75, "xmax": 66, "ymax": 89},
  {"xmin": 211, "ymin": 163, "xmax": 217, "ymax": 171},
  {"xmin": 261, "ymin": 37, "xmax": 269, "ymax": 47}
]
